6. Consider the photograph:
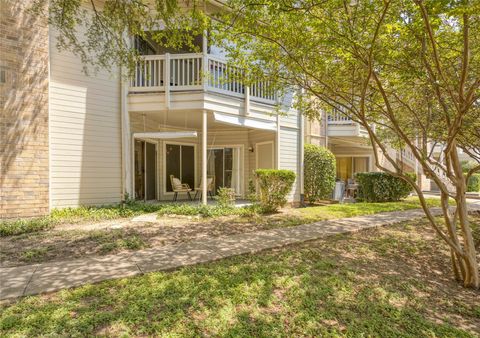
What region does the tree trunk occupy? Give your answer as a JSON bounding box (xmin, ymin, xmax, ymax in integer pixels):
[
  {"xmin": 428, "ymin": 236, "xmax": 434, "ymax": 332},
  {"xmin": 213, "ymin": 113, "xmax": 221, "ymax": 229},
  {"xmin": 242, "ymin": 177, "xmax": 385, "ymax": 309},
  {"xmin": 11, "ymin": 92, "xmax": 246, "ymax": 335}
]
[
  {"xmin": 450, "ymin": 146, "xmax": 479, "ymax": 288},
  {"xmin": 456, "ymin": 196, "xmax": 479, "ymax": 288}
]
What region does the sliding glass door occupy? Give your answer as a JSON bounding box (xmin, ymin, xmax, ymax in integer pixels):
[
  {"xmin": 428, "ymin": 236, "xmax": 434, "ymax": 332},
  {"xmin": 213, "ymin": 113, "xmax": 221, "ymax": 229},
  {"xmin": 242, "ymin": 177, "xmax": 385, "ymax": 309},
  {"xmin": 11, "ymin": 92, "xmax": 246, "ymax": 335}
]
[
  {"xmin": 335, "ymin": 156, "xmax": 370, "ymax": 182},
  {"xmin": 165, "ymin": 143, "xmax": 195, "ymax": 192},
  {"xmin": 207, "ymin": 147, "xmax": 241, "ymax": 194},
  {"xmin": 134, "ymin": 140, "xmax": 157, "ymax": 200}
]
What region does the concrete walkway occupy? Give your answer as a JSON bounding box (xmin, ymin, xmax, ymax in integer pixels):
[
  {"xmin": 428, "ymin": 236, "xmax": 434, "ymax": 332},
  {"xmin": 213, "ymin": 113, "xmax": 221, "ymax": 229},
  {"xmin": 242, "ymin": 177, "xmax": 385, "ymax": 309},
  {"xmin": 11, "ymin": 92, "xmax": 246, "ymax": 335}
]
[{"xmin": 0, "ymin": 206, "xmax": 476, "ymax": 301}]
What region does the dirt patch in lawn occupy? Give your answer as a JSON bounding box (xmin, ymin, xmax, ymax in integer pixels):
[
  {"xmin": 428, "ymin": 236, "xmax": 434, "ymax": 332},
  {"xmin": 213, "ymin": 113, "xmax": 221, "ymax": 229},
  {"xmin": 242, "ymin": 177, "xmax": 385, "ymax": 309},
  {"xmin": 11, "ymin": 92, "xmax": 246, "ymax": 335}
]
[
  {"xmin": 1, "ymin": 206, "xmax": 478, "ymax": 269},
  {"xmin": 0, "ymin": 209, "xmax": 306, "ymax": 267}
]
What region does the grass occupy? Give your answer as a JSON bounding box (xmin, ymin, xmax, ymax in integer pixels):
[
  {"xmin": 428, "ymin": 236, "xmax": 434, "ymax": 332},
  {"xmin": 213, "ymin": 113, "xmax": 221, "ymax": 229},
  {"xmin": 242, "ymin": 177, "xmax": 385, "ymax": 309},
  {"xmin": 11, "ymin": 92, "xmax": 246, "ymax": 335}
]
[
  {"xmin": 0, "ymin": 197, "xmax": 458, "ymax": 267},
  {"xmin": 0, "ymin": 197, "xmax": 446, "ymax": 238},
  {"xmin": 156, "ymin": 203, "xmax": 259, "ymax": 217},
  {"xmin": 20, "ymin": 248, "xmax": 50, "ymax": 263},
  {"xmin": 99, "ymin": 235, "xmax": 146, "ymax": 254},
  {"xmin": 0, "ymin": 202, "xmax": 167, "ymax": 237},
  {"xmin": 295, "ymin": 197, "xmax": 446, "ymax": 222},
  {"xmin": 80, "ymin": 230, "xmax": 148, "ymax": 254},
  {"xmin": 1, "ymin": 218, "xmax": 479, "ymax": 337}
]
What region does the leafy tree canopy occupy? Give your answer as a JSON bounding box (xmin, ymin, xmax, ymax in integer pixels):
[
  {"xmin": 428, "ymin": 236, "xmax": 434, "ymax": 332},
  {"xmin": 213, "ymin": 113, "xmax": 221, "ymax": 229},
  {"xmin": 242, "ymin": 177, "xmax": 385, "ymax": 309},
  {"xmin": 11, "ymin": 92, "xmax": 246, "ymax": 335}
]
[{"xmin": 32, "ymin": 0, "xmax": 209, "ymax": 73}]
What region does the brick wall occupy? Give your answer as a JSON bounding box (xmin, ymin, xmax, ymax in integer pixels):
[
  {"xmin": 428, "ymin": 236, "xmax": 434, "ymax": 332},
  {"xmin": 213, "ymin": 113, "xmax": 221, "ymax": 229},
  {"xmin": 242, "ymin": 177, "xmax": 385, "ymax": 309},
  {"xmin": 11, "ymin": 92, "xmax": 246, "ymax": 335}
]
[{"xmin": 0, "ymin": 0, "xmax": 49, "ymax": 218}]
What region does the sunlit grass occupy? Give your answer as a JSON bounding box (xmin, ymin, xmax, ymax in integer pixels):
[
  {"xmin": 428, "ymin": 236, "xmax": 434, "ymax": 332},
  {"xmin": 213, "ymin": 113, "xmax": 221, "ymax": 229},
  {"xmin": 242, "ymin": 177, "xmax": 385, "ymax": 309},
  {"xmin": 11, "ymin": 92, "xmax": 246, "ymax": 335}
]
[{"xmin": 295, "ymin": 197, "xmax": 445, "ymax": 222}]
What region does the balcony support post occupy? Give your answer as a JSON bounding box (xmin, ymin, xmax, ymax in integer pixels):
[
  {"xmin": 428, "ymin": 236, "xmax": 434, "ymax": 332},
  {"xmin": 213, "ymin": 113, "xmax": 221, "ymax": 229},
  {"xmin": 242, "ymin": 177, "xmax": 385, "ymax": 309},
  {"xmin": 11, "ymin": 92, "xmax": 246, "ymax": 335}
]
[
  {"xmin": 245, "ymin": 85, "xmax": 250, "ymax": 115},
  {"xmin": 202, "ymin": 110, "xmax": 208, "ymax": 205},
  {"xmin": 165, "ymin": 53, "xmax": 170, "ymax": 109}
]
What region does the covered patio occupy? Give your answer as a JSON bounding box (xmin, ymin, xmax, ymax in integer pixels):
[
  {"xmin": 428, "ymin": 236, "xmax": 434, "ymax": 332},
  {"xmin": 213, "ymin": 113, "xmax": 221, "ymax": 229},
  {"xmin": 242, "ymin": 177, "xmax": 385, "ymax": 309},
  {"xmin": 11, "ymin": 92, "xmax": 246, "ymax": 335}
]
[{"xmin": 128, "ymin": 110, "xmax": 278, "ymax": 204}]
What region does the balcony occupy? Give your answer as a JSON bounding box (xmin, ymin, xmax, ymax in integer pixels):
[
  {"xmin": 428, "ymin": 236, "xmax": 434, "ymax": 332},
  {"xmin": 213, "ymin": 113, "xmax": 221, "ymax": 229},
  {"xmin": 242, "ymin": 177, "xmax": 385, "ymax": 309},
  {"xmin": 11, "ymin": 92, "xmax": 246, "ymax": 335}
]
[
  {"xmin": 327, "ymin": 111, "xmax": 368, "ymax": 138},
  {"xmin": 128, "ymin": 53, "xmax": 277, "ymax": 110}
]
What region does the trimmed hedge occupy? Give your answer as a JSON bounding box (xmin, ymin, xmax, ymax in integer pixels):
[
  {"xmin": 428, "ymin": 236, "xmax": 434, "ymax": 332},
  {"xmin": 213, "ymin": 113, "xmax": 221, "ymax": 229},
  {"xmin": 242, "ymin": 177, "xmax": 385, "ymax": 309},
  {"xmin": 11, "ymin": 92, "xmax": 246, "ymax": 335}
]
[
  {"xmin": 304, "ymin": 144, "xmax": 336, "ymax": 203},
  {"xmin": 467, "ymin": 174, "xmax": 480, "ymax": 192},
  {"xmin": 255, "ymin": 169, "xmax": 296, "ymax": 212},
  {"xmin": 355, "ymin": 172, "xmax": 416, "ymax": 202}
]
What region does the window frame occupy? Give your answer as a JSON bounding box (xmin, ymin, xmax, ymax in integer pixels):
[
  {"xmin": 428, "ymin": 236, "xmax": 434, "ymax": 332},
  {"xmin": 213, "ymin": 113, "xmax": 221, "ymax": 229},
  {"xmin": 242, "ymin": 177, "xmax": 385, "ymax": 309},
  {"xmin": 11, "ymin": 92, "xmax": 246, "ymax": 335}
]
[{"xmin": 207, "ymin": 144, "xmax": 244, "ymax": 196}]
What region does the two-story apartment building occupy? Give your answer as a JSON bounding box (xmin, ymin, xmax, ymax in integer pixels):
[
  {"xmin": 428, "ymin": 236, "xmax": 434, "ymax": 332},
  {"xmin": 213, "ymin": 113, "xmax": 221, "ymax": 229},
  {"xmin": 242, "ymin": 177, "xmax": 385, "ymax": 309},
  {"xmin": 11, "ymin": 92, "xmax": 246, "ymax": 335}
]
[{"xmin": 0, "ymin": 1, "xmax": 303, "ymax": 218}]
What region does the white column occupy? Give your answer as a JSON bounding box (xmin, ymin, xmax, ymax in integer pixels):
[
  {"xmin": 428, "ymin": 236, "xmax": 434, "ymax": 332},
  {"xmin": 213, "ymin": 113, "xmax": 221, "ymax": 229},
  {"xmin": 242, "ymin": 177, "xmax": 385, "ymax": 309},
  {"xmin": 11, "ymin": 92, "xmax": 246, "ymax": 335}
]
[{"xmin": 202, "ymin": 110, "xmax": 208, "ymax": 205}]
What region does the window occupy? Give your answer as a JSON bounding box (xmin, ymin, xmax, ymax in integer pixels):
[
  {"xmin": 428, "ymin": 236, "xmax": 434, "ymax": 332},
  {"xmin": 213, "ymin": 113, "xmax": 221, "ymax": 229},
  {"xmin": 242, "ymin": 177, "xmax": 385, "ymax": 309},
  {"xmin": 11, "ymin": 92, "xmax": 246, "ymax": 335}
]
[{"xmin": 165, "ymin": 144, "xmax": 195, "ymax": 192}]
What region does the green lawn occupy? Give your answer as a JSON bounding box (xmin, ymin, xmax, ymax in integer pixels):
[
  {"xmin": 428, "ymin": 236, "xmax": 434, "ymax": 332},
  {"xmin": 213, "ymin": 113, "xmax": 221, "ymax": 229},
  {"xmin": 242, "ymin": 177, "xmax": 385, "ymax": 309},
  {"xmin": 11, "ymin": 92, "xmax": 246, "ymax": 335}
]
[
  {"xmin": 1, "ymin": 217, "xmax": 479, "ymax": 337},
  {"xmin": 0, "ymin": 196, "xmax": 444, "ymax": 238},
  {"xmin": 294, "ymin": 197, "xmax": 445, "ymax": 222},
  {"xmin": 0, "ymin": 197, "xmax": 450, "ymax": 267}
]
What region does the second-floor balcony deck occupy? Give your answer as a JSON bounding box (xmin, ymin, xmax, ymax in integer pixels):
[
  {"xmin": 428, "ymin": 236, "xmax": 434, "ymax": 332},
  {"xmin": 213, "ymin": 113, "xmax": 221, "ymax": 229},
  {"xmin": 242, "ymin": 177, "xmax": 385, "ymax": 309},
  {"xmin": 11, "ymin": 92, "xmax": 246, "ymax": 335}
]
[
  {"xmin": 327, "ymin": 111, "xmax": 368, "ymax": 138},
  {"xmin": 128, "ymin": 53, "xmax": 277, "ymax": 113}
]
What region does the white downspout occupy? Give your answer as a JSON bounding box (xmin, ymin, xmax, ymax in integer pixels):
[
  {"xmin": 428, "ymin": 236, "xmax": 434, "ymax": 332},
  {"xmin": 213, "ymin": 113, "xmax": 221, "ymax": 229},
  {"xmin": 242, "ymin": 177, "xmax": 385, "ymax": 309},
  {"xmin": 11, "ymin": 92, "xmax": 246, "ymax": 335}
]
[
  {"xmin": 324, "ymin": 110, "xmax": 329, "ymax": 148},
  {"xmin": 299, "ymin": 112, "xmax": 305, "ymax": 205},
  {"xmin": 276, "ymin": 114, "xmax": 281, "ymax": 169},
  {"xmin": 120, "ymin": 68, "xmax": 132, "ymax": 201}
]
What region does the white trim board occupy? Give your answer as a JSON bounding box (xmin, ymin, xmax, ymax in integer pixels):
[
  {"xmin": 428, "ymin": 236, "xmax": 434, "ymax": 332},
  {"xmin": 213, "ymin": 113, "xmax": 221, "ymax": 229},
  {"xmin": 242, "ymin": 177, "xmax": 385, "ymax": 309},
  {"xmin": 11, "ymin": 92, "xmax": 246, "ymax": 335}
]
[
  {"xmin": 213, "ymin": 112, "xmax": 277, "ymax": 131},
  {"xmin": 133, "ymin": 131, "xmax": 198, "ymax": 140}
]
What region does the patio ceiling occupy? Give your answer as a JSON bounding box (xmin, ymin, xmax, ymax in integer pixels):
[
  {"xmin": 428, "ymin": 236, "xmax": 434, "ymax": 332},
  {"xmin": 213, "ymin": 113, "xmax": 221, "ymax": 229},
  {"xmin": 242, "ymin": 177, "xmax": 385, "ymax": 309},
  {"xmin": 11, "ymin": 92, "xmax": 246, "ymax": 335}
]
[{"xmin": 130, "ymin": 110, "xmax": 277, "ymax": 132}]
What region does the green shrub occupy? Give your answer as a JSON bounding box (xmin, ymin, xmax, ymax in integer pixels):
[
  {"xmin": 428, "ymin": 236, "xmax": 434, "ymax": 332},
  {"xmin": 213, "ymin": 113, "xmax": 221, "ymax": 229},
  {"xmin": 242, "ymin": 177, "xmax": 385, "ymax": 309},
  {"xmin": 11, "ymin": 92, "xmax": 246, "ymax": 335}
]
[
  {"xmin": 156, "ymin": 203, "xmax": 258, "ymax": 218},
  {"xmin": 304, "ymin": 144, "xmax": 336, "ymax": 203},
  {"xmin": 461, "ymin": 160, "xmax": 477, "ymax": 173},
  {"xmin": 216, "ymin": 187, "xmax": 236, "ymax": 208},
  {"xmin": 0, "ymin": 218, "xmax": 53, "ymax": 237},
  {"xmin": 355, "ymin": 172, "xmax": 416, "ymax": 202},
  {"xmin": 247, "ymin": 178, "xmax": 258, "ymax": 203},
  {"xmin": 467, "ymin": 174, "xmax": 480, "ymax": 192},
  {"xmin": 0, "ymin": 201, "xmax": 167, "ymax": 237},
  {"xmin": 254, "ymin": 169, "xmax": 296, "ymax": 212}
]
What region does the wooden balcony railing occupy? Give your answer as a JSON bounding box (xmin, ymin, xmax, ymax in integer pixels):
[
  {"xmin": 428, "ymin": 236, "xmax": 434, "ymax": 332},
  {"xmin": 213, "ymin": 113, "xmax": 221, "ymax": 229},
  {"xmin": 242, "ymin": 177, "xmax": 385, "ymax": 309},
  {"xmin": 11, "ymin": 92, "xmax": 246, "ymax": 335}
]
[
  {"xmin": 327, "ymin": 110, "xmax": 354, "ymax": 124},
  {"xmin": 129, "ymin": 53, "xmax": 276, "ymax": 103}
]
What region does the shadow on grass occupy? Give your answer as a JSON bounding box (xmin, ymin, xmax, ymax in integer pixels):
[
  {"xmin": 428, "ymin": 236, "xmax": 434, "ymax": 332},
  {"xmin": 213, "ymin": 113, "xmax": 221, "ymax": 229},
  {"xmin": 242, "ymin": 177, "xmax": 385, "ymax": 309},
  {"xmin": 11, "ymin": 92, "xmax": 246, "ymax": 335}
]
[{"xmin": 1, "ymin": 219, "xmax": 479, "ymax": 337}]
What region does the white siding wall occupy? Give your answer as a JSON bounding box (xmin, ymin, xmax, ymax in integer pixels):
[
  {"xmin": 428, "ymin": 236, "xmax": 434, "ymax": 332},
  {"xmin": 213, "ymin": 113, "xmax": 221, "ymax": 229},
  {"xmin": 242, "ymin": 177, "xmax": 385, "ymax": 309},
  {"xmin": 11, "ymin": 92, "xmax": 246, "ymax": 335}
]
[
  {"xmin": 248, "ymin": 130, "xmax": 275, "ymax": 174},
  {"xmin": 279, "ymin": 127, "xmax": 301, "ymax": 201},
  {"xmin": 279, "ymin": 110, "xmax": 301, "ymax": 202},
  {"xmin": 49, "ymin": 30, "xmax": 122, "ymax": 208}
]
